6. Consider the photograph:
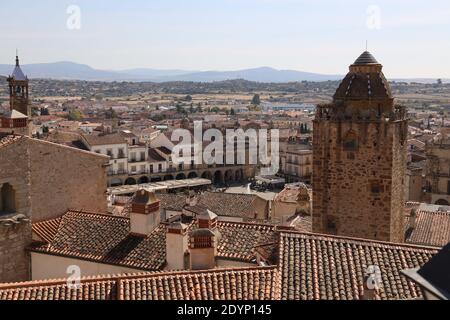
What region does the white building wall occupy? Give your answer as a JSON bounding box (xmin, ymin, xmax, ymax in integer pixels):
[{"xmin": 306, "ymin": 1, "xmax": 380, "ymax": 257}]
[{"xmin": 31, "ymin": 252, "xmax": 143, "ymax": 280}]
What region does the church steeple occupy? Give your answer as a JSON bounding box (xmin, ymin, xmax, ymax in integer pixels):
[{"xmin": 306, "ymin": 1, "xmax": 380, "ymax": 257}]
[{"xmin": 7, "ymin": 52, "xmax": 30, "ymax": 117}]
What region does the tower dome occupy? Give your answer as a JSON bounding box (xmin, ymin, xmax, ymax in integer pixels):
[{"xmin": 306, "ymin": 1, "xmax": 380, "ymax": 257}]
[{"xmin": 333, "ymin": 51, "xmax": 393, "ymax": 105}]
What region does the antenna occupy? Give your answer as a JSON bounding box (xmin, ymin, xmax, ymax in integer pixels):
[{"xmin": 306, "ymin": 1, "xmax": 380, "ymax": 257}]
[{"xmin": 365, "ymin": 40, "xmax": 368, "ymax": 51}]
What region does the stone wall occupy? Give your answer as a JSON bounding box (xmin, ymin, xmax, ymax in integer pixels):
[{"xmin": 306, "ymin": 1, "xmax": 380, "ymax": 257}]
[
  {"xmin": 0, "ymin": 136, "xmax": 109, "ymax": 283},
  {"xmin": 0, "ymin": 137, "xmax": 31, "ymax": 282},
  {"xmin": 28, "ymin": 139, "xmax": 109, "ymax": 222},
  {"xmin": 312, "ymin": 118, "xmax": 407, "ymax": 242}
]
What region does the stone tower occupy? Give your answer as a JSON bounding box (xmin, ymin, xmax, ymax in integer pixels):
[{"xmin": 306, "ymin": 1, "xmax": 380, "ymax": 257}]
[
  {"xmin": 7, "ymin": 54, "xmax": 30, "ymax": 117},
  {"xmin": 312, "ymin": 51, "xmax": 408, "ymax": 243}
]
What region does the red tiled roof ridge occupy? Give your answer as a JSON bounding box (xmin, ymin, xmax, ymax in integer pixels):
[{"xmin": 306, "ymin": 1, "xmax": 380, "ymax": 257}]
[
  {"xmin": 205, "ymin": 191, "xmax": 256, "ymax": 198},
  {"xmin": 0, "ymin": 266, "xmax": 277, "ymax": 291},
  {"xmin": 416, "ymin": 209, "xmax": 450, "ymax": 215},
  {"xmin": 55, "ymin": 208, "xmax": 131, "ymax": 223},
  {"xmin": 119, "ymin": 265, "xmax": 278, "ymax": 281},
  {"xmin": 0, "ymin": 134, "xmax": 25, "ymax": 148},
  {"xmin": 218, "ymin": 220, "xmax": 275, "ymax": 229},
  {"xmin": 0, "ymin": 272, "xmax": 125, "ymax": 290},
  {"xmin": 279, "ymin": 230, "xmax": 439, "ymax": 252}
]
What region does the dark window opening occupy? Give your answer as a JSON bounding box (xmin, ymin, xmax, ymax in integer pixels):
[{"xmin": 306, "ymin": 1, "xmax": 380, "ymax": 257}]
[{"xmin": 0, "ymin": 183, "xmax": 16, "ymax": 215}]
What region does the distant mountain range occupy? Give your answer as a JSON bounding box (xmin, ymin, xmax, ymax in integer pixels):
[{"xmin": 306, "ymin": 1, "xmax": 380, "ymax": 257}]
[
  {"xmin": 0, "ymin": 61, "xmax": 446, "ymax": 83},
  {"xmin": 0, "ymin": 62, "xmax": 342, "ymax": 82}
]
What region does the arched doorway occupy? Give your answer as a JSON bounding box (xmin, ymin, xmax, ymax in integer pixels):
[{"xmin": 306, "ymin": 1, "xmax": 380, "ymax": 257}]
[
  {"xmin": 201, "ymin": 171, "xmax": 212, "ymax": 180},
  {"xmin": 435, "ymin": 199, "xmax": 450, "ymax": 206},
  {"xmin": 164, "ymin": 174, "xmax": 174, "ymax": 181},
  {"xmin": 188, "ymin": 172, "xmax": 198, "ymax": 179},
  {"xmin": 124, "ymin": 177, "xmax": 137, "ymax": 185},
  {"xmin": 235, "ymin": 169, "xmax": 243, "ymax": 182},
  {"xmin": 213, "ymin": 171, "xmax": 223, "ymax": 184},
  {"xmin": 0, "ymin": 183, "xmax": 16, "ymax": 214},
  {"xmin": 225, "ymin": 170, "xmax": 234, "ymax": 183},
  {"xmin": 110, "ymin": 178, "xmax": 123, "ymax": 187},
  {"xmin": 176, "ymin": 173, "xmax": 186, "ymax": 180},
  {"xmin": 138, "ymin": 176, "xmax": 149, "ymax": 184},
  {"xmin": 150, "ymin": 176, "xmax": 162, "ymax": 182}
]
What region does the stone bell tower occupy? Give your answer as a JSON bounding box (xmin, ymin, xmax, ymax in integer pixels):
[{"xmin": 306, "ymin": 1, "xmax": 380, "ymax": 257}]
[
  {"xmin": 312, "ymin": 51, "xmax": 408, "ymax": 243},
  {"xmin": 7, "ymin": 53, "xmax": 30, "ymax": 117}
]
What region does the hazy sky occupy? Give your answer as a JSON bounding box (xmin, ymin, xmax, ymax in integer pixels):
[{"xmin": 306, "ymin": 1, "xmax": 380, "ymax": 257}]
[{"xmin": 1, "ymin": 0, "xmax": 449, "ymax": 78}]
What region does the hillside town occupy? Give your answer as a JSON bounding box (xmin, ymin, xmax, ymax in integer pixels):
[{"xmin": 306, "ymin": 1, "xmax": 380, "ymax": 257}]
[{"xmin": 0, "ymin": 49, "xmax": 449, "ymax": 302}]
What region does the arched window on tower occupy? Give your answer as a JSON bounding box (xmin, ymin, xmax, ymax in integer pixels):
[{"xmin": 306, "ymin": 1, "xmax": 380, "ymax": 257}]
[
  {"xmin": 0, "ymin": 183, "xmax": 16, "ymax": 215},
  {"xmin": 343, "ymin": 130, "xmax": 358, "ymax": 151}
]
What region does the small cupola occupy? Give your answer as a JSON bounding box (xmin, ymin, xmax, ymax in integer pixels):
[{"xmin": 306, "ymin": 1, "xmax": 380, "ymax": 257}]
[{"xmin": 130, "ymin": 189, "xmax": 160, "ymax": 236}]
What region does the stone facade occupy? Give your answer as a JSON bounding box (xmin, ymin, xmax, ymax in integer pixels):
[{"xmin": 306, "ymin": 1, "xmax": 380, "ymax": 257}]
[
  {"xmin": 0, "ymin": 135, "xmax": 109, "ymax": 282},
  {"xmin": 28, "ymin": 139, "xmax": 109, "ymax": 222},
  {"xmin": 312, "ymin": 51, "xmax": 408, "ymax": 243},
  {"xmin": 424, "ymin": 139, "xmax": 450, "ymax": 205},
  {"xmin": 0, "ymin": 137, "xmax": 31, "ymax": 282}
]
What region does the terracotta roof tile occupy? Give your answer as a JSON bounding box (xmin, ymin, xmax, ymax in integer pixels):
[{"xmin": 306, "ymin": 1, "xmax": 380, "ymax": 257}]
[
  {"xmin": 2, "ymin": 231, "xmax": 442, "ymax": 300},
  {"xmin": 217, "ymin": 222, "xmax": 277, "ymax": 262},
  {"xmin": 0, "ymin": 134, "xmax": 23, "ymax": 149},
  {"xmin": 28, "ymin": 210, "xmax": 276, "ymax": 269},
  {"xmin": 28, "ymin": 210, "xmax": 166, "ymax": 271},
  {"xmin": 0, "ymin": 275, "xmax": 118, "ymax": 300},
  {"xmin": 194, "ymin": 192, "xmax": 257, "ymax": 218},
  {"xmin": 119, "ymin": 267, "xmax": 280, "ymax": 300},
  {"xmin": 32, "ymin": 217, "xmax": 62, "ymax": 243},
  {"xmin": 405, "ymin": 210, "xmax": 450, "ymax": 247},
  {"xmin": 279, "ymin": 232, "xmax": 438, "ymax": 300}
]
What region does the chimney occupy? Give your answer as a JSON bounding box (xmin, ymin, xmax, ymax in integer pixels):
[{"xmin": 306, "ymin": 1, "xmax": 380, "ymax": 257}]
[
  {"xmin": 197, "ymin": 209, "xmax": 218, "ymax": 230},
  {"xmin": 165, "ymin": 221, "xmax": 189, "ymax": 270},
  {"xmin": 186, "ymin": 209, "xmax": 221, "ymax": 270},
  {"xmin": 360, "ymin": 274, "xmax": 379, "ymax": 300},
  {"xmin": 189, "ymin": 228, "xmax": 216, "ymax": 270},
  {"xmin": 130, "ymin": 189, "xmax": 160, "ymax": 236},
  {"xmin": 197, "ymin": 208, "xmax": 221, "ymax": 240}
]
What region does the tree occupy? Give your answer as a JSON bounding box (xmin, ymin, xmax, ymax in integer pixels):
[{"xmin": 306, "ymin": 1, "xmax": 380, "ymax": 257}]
[
  {"xmin": 251, "ymin": 94, "xmax": 261, "ymax": 105},
  {"xmin": 230, "ymin": 108, "xmax": 236, "ymax": 116},
  {"xmin": 67, "ymin": 109, "xmax": 83, "ymax": 121},
  {"xmin": 437, "ymin": 78, "xmax": 443, "ymax": 85},
  {"xmin": 106, "ymin": 107, "xmax": 117, "ymax": 119},
  {"xmin": 185, "ymin": 95, "xmax": 192, "ymax": 102}
]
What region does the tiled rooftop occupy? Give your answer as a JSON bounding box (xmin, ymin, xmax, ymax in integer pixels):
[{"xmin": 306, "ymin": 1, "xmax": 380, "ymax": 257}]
[
  {"xmin": 405, "ymin": 210, "xmax": 450, "ymax": 247},
  {"xmin": 119, "ymin": 267, "xmax": 279, "ymax": 300},
  {"xmin": 30, "ymin": 210, "xmax": 277, "ymax": 269},
  {"xmin": 2, "ymin": 230, "xmax": 442, "ymax": 300},
  {"xmin": 31, "ymin": 210, "xmax": 166, "ymax": 271},
  {"xmin": 195, "ymin": 192, "xmax": 257, "ymax": 218},
  {"xmin": 81, "ymin": 132, "xmax": 126, "ymax": 146},
  {"xmin": 0, "ymin": 275, "xmax": 118, "ymax": 300},
  {"xmin": 216, "ymin": 222, "xmax": 277, "ymax": 262},
  {"xmin": 156, "ymin": 193, "xmax": 187, "ymax": 212},
  {"xmin": 0, "ymin": 134, "xmax": 23, "ymax": 149},
  {"xmin": 0, "ymin": 267, "xmax": 279, "ymax": 300},
  {"xmin": 279, "ymin": 232, "xmax": 438, "ymax": 300}
]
